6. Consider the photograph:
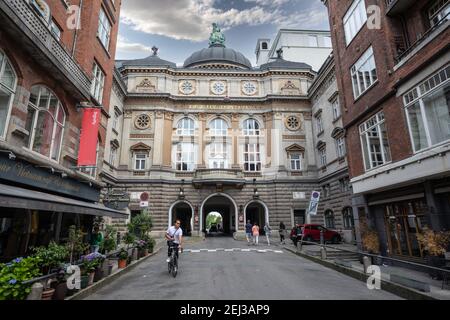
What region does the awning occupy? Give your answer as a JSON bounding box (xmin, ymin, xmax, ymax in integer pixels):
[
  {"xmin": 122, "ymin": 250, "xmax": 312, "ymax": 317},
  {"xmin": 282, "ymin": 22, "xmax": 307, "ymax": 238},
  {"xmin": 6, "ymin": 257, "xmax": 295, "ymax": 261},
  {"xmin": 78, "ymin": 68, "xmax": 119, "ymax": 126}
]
[{"xmin": 0, "ymin": 184, "xmax": 128, "ymax": 218}]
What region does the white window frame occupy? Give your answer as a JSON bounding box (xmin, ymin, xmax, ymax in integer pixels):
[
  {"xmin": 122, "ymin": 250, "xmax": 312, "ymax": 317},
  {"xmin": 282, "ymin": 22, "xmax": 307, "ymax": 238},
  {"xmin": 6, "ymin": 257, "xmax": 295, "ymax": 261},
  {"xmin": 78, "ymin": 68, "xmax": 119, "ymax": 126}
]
[
  {"xmin": 332, "ymin": 96, "xmax": 341, "ymax": 120},
  {"xmin": 243, "ymin": 119, "xmax": 260, "ymax": 136},
  {"xmin": 359, "ymin": 111, "xmax": 392, "ymax": 171},
  {"xmin": 175, "ymin": 142, "xmax": 195, "ymax": 171},
  {"xmin": 177, "ymin": 117, "xmax": 195, "ymax": 136},
  {"xmin": 27, "ymin": 86, "xmax": 66, "ymax": 162},
  {"xmin": 351, "ymin": 46, "xmax": 378, "ymax": 99},
  {"xmin": 134, "ymin": 153, "xmax": 147, "ymax": 171},
  {"xmin": 91, "ymin": 62, "xmax": 105, "ymax": 104},
  {"xmin": 336, "ymin": 136, "xmax": 346, "ymax": 158},
  {"xmin": 319, "ymin": 147, "xmax": 327, "ymax": 167},
  {"xmin": 209, "ymin": 142, "xmax": 228, "ymax": 169},
  {"xmin": 343, "ymin": 0, "xmax": 368, "ymax": 45},
  {"xmin": 210, "ymin": 118, "xmax": 228, "ymax": 136},
  {"xmin": 289, "ymin": 153, "xmax": 303, "ymax": 171},
  {"xmin": 112, "ymin": 110, "xmax": 120, "ymax": 131},
  {"xmin": 316, "ymin": 115, "xmax": 323, "ymax": 134},
  {"xmin": 98, "ymin": 8, "xmax": 112, "ymax": 51},
  {"xmin": 404, "ymin": 65, "xmax": 450, "ymax": 153},
  {"xmin": 244, "ymin": 143, "xmax": 261, "ymax": 172},
  {"xmin": 0, "ymin": 51, "xmax": 17, "ymax": 140}
]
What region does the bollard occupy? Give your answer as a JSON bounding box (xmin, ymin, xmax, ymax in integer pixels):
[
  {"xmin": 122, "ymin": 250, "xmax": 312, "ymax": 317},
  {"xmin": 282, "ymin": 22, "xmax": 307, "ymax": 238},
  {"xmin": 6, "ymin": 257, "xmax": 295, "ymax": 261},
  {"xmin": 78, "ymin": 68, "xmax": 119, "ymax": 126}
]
[
  {"xmin": 27, "ymin": 282, "xmax": 44, "ymax": 300},
  {"xmin": 363, "ymin": 256, "xmax": 371, "ymax": 274},
  {"xmin": 132, "ymin": 248, "xmax": 138, "ymax": 261},
  {"xmin": 320, "ymin": 247, "xmax": 327, "ymax": 260},
  {"xmin": 320, "ymin": 229, "xmax": 324, "ymax": 245}
]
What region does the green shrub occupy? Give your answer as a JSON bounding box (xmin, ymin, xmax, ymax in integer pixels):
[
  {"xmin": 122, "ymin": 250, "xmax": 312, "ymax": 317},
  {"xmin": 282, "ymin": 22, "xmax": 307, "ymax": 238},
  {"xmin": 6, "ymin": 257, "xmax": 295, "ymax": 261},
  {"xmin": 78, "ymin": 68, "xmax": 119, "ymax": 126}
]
[{"xmin": 0, "ymin": 256, "xmax": 42, "ymax": 300}]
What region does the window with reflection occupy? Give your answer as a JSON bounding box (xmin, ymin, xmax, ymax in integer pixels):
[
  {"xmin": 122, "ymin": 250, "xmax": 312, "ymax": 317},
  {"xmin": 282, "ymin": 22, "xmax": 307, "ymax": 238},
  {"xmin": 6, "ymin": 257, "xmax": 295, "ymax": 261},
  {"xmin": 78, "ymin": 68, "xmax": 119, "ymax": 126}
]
[
  {"xmin": 210, "ymin": 118, "xmax": 228, "ymax": 136},
  {"xmin": 26, "ymin": 86, "xmax": 66, "ymax": 161},
  {"xmin": 177, "ymin": 117, "xmax": 195, "ymax": 136},
  {"xmin": 0, "ymin": 51, "xmax": 17, "ymax": 138},
  {"xmin": 243, "ymin": 119, "xmax": 260, "ymax": 136}
]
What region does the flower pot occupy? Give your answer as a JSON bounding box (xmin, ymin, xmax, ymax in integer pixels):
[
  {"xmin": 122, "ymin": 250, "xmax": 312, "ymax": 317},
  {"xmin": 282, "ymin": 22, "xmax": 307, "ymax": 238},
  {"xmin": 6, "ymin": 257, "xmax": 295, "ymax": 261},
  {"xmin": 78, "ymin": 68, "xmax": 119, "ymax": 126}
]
[
  {"xmin": 94, "ymin": 268, "xmax": 104, "ymax": 282},
  {"xmin": 144, "ymin": 249, "xmax": 149, "ymax": 256},
  {"xmin": 88, "ymin": 272, "xmax": 95, "ymax": 286},
  {"xmin": 118, "ymin": 259, "xmax": 127, "ymax": 269},
  {"xmin": 41, "ymin": 288, "xmax": 55, "ymax": 300},
  {"xmin": 107, "ymin": 264, "xmax": 113, "ymax": 276},
  {"xmin": 53, "ymin": 282, "xmax": 68, "ymax": 300},
  {"xmin": 80, "ymin": 275, "xmax": 89, "ymax": 289}
]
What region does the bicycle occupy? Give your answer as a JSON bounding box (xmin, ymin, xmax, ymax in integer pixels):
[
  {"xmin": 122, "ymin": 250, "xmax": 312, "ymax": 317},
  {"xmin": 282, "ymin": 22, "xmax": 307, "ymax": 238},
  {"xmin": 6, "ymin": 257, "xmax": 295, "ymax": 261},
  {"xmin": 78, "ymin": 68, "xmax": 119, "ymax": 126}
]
[{"xmin": 167, "ymin": 241, "xmax": 179, "ymax": 278}]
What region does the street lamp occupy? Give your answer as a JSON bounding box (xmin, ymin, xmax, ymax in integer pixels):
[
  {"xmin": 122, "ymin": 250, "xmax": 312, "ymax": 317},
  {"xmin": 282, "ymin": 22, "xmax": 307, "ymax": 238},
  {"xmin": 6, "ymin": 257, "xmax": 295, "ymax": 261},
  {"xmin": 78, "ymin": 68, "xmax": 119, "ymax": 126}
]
[
  {"xmin": 179, "ymin": 179, "xmax": 185, "ymax": 200},
  {"xmin": 253, "ymin": 178, "xmax": 259, "ymax": 199}
]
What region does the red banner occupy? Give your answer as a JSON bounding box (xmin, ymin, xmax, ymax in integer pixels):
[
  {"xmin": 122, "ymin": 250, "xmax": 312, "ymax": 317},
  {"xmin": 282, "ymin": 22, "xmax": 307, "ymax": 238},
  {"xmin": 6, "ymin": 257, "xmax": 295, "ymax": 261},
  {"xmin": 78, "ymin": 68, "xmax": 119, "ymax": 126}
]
[{"xmin": 77, "ymin": 108, "xmax": 100, "ymax": 166}]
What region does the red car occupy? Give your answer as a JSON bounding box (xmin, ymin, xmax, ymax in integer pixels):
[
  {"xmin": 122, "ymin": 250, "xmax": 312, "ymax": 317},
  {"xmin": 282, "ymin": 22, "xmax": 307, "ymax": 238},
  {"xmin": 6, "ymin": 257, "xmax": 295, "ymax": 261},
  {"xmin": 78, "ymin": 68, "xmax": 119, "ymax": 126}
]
[{"xmin": 290, "ymin": 224, "xmax": 341, "ymax": 245}]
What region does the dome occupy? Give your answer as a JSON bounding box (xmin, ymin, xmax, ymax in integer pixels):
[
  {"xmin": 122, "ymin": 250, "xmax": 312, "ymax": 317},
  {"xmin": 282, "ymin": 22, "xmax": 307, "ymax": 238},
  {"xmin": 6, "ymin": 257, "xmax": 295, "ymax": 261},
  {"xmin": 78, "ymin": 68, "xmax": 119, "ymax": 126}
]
[
  {"xmin": 183, "ymin": 45, "xmax": 252, "ymax": 69},
  {"xmin": 121, "ymin": 47, "xmax": 176, "ymax": 68}
]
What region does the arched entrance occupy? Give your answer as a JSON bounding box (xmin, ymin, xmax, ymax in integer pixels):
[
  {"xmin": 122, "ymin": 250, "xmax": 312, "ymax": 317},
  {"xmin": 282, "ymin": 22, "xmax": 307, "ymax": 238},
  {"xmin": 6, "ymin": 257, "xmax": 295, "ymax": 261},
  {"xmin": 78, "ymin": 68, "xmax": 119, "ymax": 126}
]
[
  {"xmin": 169, "ymin": 201, "xmax": 193, "ymax": 236},
  {"xmin": 244, "ymin": 200, "xmax": 269, "ymax": 234},
  {"xmin": 200, "ymin": 193, "xmax": 237, "ymax": 236}
]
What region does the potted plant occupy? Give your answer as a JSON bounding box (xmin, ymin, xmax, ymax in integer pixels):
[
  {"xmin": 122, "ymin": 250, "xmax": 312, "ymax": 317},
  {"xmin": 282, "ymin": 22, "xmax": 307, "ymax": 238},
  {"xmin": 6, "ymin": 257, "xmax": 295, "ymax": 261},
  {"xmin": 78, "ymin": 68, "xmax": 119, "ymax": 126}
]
[
  {"xmin": 417, "ymin": 227, "xmax": 450, "ymax": 279},
  {"xmin": 135, "ymin": 239, "xmax": 147, "ymax": 258},
  {"xmin": 360, "ymin": 222, "xmax": 381, "ymax": 265},
  {"xmin": 0, "ymin": 256, "xmax": 42, "ymax": 300},
  {"xmin": 80, "ymin": 252, "xmax": 104, "ymax": 286},
  {"xmin": 118, "ymin": 249, "xmax": 128, "ymax": 269},
  {"xmin": 66, "ymin": 225, "xmax": 90, "ymax": 264},
  {"xmin": 32, "ymin": 241, "xmax": 70, "ymax": 274},
  {"xmin": 146, "ymin": 237, "xmax": 156, "ymax": 254}
]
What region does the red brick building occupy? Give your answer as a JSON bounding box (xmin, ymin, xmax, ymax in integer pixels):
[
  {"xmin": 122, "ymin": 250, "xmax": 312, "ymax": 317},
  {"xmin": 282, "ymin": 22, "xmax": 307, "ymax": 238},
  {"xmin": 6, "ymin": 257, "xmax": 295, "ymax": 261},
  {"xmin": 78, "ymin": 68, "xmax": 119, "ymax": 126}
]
[
  {"xmin": 0, "ymin": 0, "xmax": 124, "ymax": 261},
  {"xmin": 323, "ymin": 0, "xmax": 450, "ymax": 262}
]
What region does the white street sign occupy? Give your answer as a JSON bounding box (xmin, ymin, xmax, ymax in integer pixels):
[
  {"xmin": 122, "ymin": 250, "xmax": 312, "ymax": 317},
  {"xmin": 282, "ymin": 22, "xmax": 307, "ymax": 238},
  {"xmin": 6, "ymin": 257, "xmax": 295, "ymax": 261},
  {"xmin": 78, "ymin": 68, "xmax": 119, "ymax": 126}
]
[
  {"xmin": 308, "ymin": 191, "xmax": 321, "ymax": 215},
  {"xmin": 140, "ymin": 201, "xmax": 149, "ymax": 207}
]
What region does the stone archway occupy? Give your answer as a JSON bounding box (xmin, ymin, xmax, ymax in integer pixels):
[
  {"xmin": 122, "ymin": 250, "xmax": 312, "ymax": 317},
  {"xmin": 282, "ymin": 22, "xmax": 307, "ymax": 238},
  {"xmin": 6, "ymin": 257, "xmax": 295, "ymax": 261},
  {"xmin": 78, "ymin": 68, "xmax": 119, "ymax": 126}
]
[
  {"xmin": 200, "ymin": 193, "xmax": 238, "ymax": 236},
  {"xmin": 244, "ymin": 200, "xmax": 269, "ymax": 234},
  {"xmin": 169, "ymin": 200, "xmax": 194, "ymax": 236}
]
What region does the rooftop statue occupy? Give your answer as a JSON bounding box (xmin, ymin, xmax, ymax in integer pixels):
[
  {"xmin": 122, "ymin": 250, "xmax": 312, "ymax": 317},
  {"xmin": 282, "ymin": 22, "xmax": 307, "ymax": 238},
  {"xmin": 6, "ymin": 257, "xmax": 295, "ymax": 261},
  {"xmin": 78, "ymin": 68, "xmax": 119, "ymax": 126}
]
[{"xmin": 209, "ymin": 23, "xmax": 226, "ymax": 47}]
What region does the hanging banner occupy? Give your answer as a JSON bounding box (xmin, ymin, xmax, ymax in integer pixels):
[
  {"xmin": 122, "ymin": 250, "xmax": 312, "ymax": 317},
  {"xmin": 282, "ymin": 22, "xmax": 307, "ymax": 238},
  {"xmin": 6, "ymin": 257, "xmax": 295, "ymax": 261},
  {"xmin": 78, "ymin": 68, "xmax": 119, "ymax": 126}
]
[
  {"xmin": 77, "ymin": 108, "xmax": 100, "ymax": 166},
  {"xmin": 308, "ymin": 191, "xmax": 321, "ymax": 215}
]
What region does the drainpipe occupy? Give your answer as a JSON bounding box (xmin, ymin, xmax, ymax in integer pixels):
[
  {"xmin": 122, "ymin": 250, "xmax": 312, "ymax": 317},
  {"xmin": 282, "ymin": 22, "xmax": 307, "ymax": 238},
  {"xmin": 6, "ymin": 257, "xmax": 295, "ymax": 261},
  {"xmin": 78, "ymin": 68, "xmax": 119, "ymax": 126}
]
[{"xmin": 71, "ymin": 0, "xmax": 83, "ymax": 58}]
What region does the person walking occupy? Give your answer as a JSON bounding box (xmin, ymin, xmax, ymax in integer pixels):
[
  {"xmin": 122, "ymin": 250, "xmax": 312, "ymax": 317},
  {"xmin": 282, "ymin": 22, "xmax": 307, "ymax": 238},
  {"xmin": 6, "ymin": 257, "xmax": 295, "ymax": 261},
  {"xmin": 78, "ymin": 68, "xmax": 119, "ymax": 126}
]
[
  {"xmin": 245, "ymin": 220, "xmax": 253, "ymax": 245},
  {"xmin": 252, "ymin": 223, "xmax": 260, "ymax": 246},
  {"xmin": 279, "ymin": 221, "xmax": 286, "ymax": 244},
  {"xmin": 263, "ymin": 223, "xmax": 272, "ymax": 246}
]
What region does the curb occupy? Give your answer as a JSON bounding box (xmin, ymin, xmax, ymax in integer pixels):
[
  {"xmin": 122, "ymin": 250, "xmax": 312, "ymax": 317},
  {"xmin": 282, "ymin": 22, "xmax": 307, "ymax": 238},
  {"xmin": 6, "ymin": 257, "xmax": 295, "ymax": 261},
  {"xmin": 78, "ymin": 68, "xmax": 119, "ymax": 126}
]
[
  {"xmin": 66, "ymin": 246, "xmax": 162, "ymax": 300},
  {"xmin": 283, "ymin": 246, "xmax": 437, "ymax": 300}
]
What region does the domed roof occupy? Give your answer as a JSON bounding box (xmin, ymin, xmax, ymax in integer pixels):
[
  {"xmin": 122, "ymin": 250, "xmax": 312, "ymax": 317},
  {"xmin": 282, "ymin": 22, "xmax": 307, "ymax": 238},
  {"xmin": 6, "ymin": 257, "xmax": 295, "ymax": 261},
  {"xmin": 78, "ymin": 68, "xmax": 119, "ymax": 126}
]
[
  {"xmin": 121, "ymin": 47, "xmax": 176, "ymax": 68},
  {"xmin": 183, "ymin": 45, "xmax": 252, "ymax": 69},
  {"xmin": 183, "ymin": 23, "xmax": 252, "ymax": 69}
]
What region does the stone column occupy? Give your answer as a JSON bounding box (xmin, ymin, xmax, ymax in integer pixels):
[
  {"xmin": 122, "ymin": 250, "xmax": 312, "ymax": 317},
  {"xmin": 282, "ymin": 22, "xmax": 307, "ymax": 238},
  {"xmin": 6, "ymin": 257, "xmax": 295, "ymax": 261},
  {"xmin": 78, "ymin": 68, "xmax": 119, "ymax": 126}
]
[
  {"xmin": 264, "ymin": 112, "xmax": 273, "ymax": 167},
  {"xmin": 152, "ymin": 111, "xmax": 164, "ymax": 167},
  {"xmin": 231, "ymin": 113, "xmax": 239, "ymax": 168},
  {"xmin": 198, "ymin": 113, "xmax": 207, "ymax": 168},
  {"xmin": 162, "ymin": 112, "xmax": 174, "ymax": 168},
  {"xmin": 119, "ymin": 110, "xmax": 132, "ymax": 166},
  {"xmin": 352, "ymin": 194, "xmax": 368, "ymax": 251},
  {"xmin": 303, "ymin": 112, "xmax": 315, "ymax": 171},
  {"xmin": 271, "ymin": 112, "xmax": 283, "ymax": 169}
]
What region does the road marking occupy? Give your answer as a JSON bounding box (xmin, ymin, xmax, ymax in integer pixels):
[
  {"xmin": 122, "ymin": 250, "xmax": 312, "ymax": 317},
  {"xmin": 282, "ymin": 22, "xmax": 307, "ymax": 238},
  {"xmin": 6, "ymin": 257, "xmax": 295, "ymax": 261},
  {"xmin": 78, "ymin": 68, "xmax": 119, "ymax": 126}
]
[{"xmin": 182, "ymin": 248, "xmax": 284, "ymax": 254}]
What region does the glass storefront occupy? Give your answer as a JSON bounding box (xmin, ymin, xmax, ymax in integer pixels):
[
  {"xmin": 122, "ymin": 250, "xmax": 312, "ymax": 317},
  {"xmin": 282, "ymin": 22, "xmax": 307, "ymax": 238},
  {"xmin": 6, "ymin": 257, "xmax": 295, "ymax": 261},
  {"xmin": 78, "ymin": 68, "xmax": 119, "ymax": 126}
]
[{"xmin": 384, "ymin": 199, "xmax": 428, "ymax": 258}]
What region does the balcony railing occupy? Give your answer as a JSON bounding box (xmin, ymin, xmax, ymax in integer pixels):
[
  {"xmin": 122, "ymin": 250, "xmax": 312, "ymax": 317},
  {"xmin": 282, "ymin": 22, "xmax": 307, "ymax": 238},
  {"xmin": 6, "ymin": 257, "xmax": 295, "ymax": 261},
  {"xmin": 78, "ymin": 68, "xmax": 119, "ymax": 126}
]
[
  {"xmin": 1, "ymin": 0, "xmax": 92, "ymax": 99},
  {"xmin": 194, "ymin": 168, "xmax": 244, "ymax": 180},
  {"xmin": 385, "ymin": 0, "xmax": 416, "ymax": 16},
  {"xmin": 395, "ymin": 12, "xmax": 449, "ymax": 65}
]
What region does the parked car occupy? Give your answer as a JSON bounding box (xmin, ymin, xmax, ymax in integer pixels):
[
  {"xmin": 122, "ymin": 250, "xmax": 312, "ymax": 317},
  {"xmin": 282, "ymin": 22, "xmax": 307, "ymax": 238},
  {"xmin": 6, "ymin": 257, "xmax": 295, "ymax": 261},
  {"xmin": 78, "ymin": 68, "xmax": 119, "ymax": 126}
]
[{"xmin": 290, "ymin": 224, "xmax": 341, "ymax": 245}]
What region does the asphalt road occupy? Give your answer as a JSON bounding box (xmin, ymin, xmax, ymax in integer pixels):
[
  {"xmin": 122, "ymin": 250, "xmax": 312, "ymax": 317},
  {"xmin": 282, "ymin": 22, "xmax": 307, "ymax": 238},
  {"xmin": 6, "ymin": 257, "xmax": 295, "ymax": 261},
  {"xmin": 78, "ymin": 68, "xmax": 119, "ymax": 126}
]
[{"xmin": 85, "ymin": 237, "xmax": 401, "ymax": 300}]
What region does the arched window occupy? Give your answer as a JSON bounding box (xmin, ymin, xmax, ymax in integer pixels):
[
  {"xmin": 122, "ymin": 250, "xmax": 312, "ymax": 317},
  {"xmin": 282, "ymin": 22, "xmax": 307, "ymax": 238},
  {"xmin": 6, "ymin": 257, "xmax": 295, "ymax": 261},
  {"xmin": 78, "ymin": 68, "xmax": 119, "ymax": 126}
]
[
  {"xmin": 0, "ymin": 51, "xmax": 17, "ymax": 138},
  {"xmin": 324, "ymin": 210, "xmax": 335, "ymax": 229},
  {"xmin": 177, "ymin": 117, "xmax": 195, "ymax": 136},
  {"xmin": 26, "ymin": 86, "xmax": 66, "ymax": 161},
  {"xmin": 342, "ymin": 207, "xmax": 354, "ymax": 229},
  {"xmin": 243, "ymin": 119, "xmax": 260, "ymax": 136},
  {"xmin": 210, "ymin": 118, "xmax": 228, "ymax": 136}
]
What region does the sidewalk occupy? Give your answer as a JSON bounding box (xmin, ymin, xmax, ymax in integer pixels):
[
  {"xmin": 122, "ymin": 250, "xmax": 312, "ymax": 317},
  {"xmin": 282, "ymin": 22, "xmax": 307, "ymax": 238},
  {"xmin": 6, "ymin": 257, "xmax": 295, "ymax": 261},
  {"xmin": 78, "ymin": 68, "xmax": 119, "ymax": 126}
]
[{"xmin": 278, "ymin": 240, "xmax": 450, "ymax": 300}]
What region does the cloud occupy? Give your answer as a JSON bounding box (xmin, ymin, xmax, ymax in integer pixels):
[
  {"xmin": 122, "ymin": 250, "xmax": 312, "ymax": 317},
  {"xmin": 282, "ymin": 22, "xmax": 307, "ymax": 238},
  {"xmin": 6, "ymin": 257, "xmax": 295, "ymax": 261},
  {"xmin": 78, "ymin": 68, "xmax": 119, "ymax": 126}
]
[
  {"xmin": 116, "ymin": 35, "xmax": 152, "ymax": 55},
  {"xmin": 120, "ymin": 0, "xmax": 325, "ymax": 42}
]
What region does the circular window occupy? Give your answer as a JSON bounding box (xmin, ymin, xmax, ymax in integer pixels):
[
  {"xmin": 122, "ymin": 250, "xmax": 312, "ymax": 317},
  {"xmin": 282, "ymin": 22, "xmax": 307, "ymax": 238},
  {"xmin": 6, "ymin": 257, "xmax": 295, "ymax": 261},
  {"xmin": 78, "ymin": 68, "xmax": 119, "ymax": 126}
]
[
  {"xmin": 286, "ymin": 115, "xmax": 301, "ymax": 131},
  {"xmin": 242, "ymin": 82, "xmax": 257, "ymax": 95},
  {"xmin": 180, "ymin": 80, "xmax": 194, "ymax": 95},
  {"xmin": 135, "ymin": 114, "xmax": 151, "ymax": 130},
  {"xmin": 211, "ymin": 81, "xmax": 226, "ymax": 95}
]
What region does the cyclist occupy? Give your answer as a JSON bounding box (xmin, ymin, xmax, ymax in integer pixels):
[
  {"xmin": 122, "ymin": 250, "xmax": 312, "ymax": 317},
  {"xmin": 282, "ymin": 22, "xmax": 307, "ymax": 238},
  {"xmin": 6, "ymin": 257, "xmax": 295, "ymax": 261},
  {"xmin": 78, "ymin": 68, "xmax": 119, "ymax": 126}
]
[{"xmin": 166, "ymin": 219, "xmax": 183, "ymax": 263}]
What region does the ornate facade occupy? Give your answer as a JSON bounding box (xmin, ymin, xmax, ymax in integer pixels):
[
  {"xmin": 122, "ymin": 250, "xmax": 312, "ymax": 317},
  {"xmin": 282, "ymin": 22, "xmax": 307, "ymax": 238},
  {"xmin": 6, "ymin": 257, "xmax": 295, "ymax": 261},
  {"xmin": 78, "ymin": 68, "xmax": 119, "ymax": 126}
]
[{"xmin": 100, "ymin": 26, "xmax": 352, "ymax": 239}]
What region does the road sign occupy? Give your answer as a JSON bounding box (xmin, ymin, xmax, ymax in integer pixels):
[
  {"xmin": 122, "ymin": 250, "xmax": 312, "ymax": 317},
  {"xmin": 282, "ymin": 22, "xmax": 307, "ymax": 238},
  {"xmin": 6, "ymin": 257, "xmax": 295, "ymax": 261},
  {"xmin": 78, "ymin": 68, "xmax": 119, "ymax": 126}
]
[
  {"xmin": 308, "ymin": 191, "xmax": 321, "ymax": 215},
  {"xmin": 140, "ymin": 192, "xmax": 149, "ymax": 202},
  {"xmin": 140, "ymin": 201, "xmax": 149, "ymax": 208}
]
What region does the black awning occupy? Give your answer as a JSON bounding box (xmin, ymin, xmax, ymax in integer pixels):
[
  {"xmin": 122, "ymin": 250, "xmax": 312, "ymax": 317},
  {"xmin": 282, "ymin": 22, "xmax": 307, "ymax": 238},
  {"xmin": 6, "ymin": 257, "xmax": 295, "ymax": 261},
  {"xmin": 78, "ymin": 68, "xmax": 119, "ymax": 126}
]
[{"xmin": 0, "ymin": 184, "xmax": 128, "ymax": 218}]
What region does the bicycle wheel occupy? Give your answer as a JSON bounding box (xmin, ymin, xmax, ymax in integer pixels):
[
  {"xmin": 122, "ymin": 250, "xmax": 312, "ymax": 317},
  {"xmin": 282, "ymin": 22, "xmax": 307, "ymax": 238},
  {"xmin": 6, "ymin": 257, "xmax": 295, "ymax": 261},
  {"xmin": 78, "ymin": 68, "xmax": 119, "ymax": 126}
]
[
  {"xmin": 172, "ymin": 256, "xmax": 178, "ymax": 278},
  {"xmin": 168, "ymin": 260, "xmax": 172, "ymax": 274}
]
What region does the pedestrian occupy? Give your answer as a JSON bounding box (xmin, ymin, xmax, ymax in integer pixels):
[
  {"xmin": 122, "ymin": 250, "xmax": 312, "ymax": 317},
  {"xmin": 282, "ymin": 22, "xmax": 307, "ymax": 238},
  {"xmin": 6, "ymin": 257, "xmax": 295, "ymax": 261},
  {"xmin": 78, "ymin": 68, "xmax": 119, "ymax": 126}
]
[
  {"xmin": 279, "ymin": 221, "xmax": 286, "ymax": 244},
  {"xmin": 263, "ymin": 223, "xmax": 271, "ymax": 246},
  {"xmin": 90, "ymin": 225, "xmax": 103, "ymax": 253},
  {"xmin": 245, "ymin": 220, "xmax": 253, "ymax": 245},
  {"xmin": 252, "ymin": 223, "xmax": 260, "ymax": 246}
]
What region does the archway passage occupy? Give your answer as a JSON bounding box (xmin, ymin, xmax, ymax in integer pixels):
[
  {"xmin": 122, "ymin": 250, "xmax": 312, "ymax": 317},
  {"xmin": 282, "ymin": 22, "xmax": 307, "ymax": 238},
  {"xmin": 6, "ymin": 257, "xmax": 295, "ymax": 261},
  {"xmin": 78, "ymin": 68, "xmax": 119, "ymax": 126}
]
[
  {"xmin": 245, "ymin": 202, "xmax": 267, "ymax": 235},
  {"xmin": 205, "ymin": 211, "xmax": 223, "ymax": 235},
  {"xmin": 202, "ymin": 195, "xmax": 236, "ymax": 236},
  {"xmin": 172, "ymin": 202, "xmax": 192, "ymax": 236}
]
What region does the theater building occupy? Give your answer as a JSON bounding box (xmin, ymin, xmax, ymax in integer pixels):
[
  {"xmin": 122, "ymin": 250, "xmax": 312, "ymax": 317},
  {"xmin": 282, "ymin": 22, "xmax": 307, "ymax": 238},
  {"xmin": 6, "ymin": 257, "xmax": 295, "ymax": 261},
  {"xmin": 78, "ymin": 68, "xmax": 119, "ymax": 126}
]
[{"xmin": 101, "ymin": 25, "xmax": 355, "ymax": 239}]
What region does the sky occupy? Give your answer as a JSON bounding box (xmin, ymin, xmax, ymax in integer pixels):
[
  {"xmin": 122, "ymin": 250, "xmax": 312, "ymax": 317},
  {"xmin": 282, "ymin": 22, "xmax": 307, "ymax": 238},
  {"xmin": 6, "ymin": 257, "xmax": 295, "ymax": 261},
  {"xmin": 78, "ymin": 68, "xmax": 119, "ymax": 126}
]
[{"xmin": 116, "ymin": 0, "xmax": 330, "ymax": 66}]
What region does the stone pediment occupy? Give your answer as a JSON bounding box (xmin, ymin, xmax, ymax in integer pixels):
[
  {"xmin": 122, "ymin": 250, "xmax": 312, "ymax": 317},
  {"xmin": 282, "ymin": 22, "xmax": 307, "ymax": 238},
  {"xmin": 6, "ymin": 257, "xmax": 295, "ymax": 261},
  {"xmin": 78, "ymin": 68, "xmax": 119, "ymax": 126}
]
[
  {"xmin": 130, "ymin": 142, "xmax": 151, "ymax": 151},
  {"xmin": 285, "ymin": 144, "xmax": 305, "ymax": 152},
  {"xmin": 136, "ymin": 78, "xmax": 156, "ymax": 93}
]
